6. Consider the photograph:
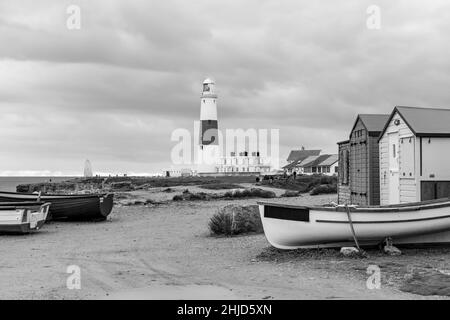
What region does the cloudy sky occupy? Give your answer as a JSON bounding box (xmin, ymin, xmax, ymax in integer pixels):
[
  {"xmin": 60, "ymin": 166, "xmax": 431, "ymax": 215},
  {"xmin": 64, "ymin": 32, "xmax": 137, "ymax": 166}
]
[{"xmin": 1, "ymin": 0, "xmax": 449, "ymax": 176}]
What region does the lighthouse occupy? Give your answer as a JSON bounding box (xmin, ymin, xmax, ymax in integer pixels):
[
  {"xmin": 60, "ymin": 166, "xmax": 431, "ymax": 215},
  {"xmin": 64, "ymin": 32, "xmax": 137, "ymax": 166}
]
[{"xmin": 197, "ymin": 78, "xmax": 220, "ymax": 173}]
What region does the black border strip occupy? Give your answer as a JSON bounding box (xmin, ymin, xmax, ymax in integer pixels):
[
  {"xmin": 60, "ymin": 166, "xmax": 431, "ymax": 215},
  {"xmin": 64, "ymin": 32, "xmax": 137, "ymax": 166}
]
[{"xmin": 264, "ymin": 205, "xmax": 310, "ymax": 222}]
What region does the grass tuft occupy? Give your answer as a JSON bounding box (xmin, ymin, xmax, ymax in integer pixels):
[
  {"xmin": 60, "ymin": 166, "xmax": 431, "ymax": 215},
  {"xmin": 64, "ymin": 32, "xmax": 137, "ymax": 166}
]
[
  {"xmin": 309, "ymin": 184, "xmax": 337, "ymax": 195},
  {"xmin": 209, "ymin": 205, "xmax": 263, "ymax": 236}
]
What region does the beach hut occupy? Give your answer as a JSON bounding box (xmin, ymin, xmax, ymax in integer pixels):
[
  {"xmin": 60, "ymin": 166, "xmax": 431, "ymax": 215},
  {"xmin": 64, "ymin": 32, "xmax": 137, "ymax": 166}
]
[
  {"xmin": 378, "ymin": 106, "xmax": 450, "ymax": 205},
  {"xmin": 338, "ymin": 114, "xmax": 389, "ymax": 205}
]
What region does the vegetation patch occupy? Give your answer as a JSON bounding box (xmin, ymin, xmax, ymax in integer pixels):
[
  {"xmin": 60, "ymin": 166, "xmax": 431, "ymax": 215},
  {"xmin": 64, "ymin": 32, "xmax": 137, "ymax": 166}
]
[
  {"xmin": 173, "ymin": 191, "xmax": 212, "ymax": 201},
  {"xmin": 173, "ymin": 188, "xmax": 277, "ymax": 201},
  {"xmin": 400, "ymin": 270, "xmax": 450, "ymax": 296},
  {"xmin": 198, "ymin": 183, "xmax": 243, "ymax": 190},
  {"xmin": 309, "ymin": 184, "xmax": 337, "ymax": 195},
  {"xmin": 281, "ymin": 190, "xmax": 301, "ymax": 197},
  {"xmin": 223, "ymin": 188, "xmax": 276, "ymax": 199},
  {"xmin": 259, "ymin": 174, "xmax": 337, "ymax": 193},
  {"xmin": 209, "ymin": 205, "xmax": 263, "ymax": 236}
]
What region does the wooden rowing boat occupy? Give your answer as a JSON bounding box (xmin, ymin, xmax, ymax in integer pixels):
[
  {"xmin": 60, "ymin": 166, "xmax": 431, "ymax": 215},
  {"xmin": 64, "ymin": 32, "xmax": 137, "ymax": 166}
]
[
  {"xmin": 0, "ymin": 192, "xmax": 114, "ymax": 221},
  {"xmin": 258, "ymin": 198, "xmax": 450, "ymax": 249},
  {"xmin": 0, "ymin": 202, "xmax": 50, "ymax": 234}
]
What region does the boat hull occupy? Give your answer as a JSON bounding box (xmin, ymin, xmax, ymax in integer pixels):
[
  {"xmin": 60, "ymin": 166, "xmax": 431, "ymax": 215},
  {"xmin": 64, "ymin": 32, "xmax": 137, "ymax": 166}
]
[
  {"xmin": 258, "ymin": 200, "xmax": 450, "ymax": 249},
  {"xmin": 0, "ymin": 220, "xmax": 46, "ymax": 234},
  {"xmin": 0, "ymin": 192, "xmax": 114, "ymax": 221},
  {"xmin": 0, "ymin": 202, "xmax": 50, "ymax": 234}
]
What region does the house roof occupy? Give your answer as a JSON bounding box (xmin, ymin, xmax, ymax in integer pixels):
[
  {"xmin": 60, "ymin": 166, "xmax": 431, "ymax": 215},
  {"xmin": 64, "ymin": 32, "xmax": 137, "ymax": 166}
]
[
  {"xmin": 286, "ymin": 149, "xmax": 321, "ymax": 162},
  {"xmin": 350, "ymin": 114, "xmax": 390, "ymax": 137},
  {"xmin": 317, "ymin": 154, "xmax": 338, "ymax": 166},
  {"xmin": 379, "ymin": 106, "xmax": 450, "ymax": 140},
  {"xmin": 298, "ymin": 155, "xmax": 320, "ymax": 166},
  {"xmin": 302, "ymin": 154, "xmax": 332, "ymax": 168},
  {"xmin": 282, "ymin": 159, "xmax": 301, "ymax": 170},
  {"xmin": 282, "ymin": 155, "xmax": 320, "ymax": 170}
]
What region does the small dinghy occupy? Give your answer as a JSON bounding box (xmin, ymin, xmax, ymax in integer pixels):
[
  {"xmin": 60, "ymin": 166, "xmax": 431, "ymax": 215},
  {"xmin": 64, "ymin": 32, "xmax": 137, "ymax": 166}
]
[
  {"xmin": 0, "ymin": 192, "xmax": 114, "ymax": 221},
  {"xmin": 258, "ymin": 198, "xmax": 450, "ymax": 249},
  {"xmin": 0, "ymin": 202, "xmax": 50, "ymax": 234}
]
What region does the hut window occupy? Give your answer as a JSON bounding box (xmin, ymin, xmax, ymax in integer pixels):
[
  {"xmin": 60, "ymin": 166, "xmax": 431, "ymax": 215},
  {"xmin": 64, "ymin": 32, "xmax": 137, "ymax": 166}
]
[
  {"xmin": 392, "ymin": 144, "xmax": 396, "ymax": 158},
  {"xmin": 340, "ymin": 149, "xmax": 349, "ymax": 185}
]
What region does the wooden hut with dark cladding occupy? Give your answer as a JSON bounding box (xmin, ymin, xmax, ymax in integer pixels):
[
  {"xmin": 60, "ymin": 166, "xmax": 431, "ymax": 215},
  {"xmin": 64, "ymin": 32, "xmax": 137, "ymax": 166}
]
[{"xmin": 338, "ymin": 114, "xmax": 389, "ymax": 205}]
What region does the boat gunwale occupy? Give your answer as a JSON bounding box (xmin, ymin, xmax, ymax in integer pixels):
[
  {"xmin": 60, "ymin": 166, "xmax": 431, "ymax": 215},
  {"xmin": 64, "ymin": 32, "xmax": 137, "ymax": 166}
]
[
  {"xmin": 0, "ymin": 202, "xmax": 45, "ymax": 206},
  {"xmin": 0, "ymin": 191, "xmax": 109, "ymax": 199},
  {"xmin": 257, "ymin": 197, "xmax": 450, "ymax": 213}
]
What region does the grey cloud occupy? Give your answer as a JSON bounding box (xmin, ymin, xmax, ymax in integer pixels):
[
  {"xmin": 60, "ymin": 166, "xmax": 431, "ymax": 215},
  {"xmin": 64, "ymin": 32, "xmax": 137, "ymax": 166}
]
[{"xmin": 1, "ymin": 0, "xmax": 450, "ymax": 174}]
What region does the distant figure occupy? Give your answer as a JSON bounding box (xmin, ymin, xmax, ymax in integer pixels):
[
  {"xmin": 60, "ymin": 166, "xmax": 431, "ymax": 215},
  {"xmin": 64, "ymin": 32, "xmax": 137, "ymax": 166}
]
[
  {"xmin": 293, "ymin": 171, "xmax": 297, "ymax": 180},
  {"xmin": 84, "ymin": 159, "xmax": 93, "ymax": 178}
]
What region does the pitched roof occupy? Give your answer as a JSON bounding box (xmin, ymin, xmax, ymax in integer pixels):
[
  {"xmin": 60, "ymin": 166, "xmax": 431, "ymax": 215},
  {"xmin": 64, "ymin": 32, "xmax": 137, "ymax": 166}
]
[
  {"xmin": 282, "ymin": 158, "xmax": 301, "ymax": 170},
  {"xmin": 282, "ymin": 155, "xmax": 320, "ymax": 170},
  {"xmin": 350, "ymin": 114, "xmax": 390, "ymax": 137},
  {"xmin": 358, "ymin": 114, "xmax": 390, "ymax": 132},
  {"xmin": 379, "ymin": 106, "xmax": 450, "ymax": 139},
  {"xmin": 317, "ymin": 154, "xmax": 338, "ymax": 166},
  {"xmin": 302, "ymin": 154, "xmax": 332, "ymax": 168},
  {"xmin": 286, "ymin": 149, "xmax": 321, "ymax": 162}
]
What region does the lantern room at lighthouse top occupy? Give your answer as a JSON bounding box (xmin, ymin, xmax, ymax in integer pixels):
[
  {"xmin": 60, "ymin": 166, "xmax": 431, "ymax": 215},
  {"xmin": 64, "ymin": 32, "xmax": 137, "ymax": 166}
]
[{"xmin": 202, "ymin": 78, "xmax": 217, "ymax": 97}]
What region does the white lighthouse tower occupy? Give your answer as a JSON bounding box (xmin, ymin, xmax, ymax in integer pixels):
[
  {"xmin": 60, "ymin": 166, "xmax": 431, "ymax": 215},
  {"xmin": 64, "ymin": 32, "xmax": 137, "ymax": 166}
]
[{"xmin": 197, "ymin": 78, "xmax": 220, "ymax": 173}]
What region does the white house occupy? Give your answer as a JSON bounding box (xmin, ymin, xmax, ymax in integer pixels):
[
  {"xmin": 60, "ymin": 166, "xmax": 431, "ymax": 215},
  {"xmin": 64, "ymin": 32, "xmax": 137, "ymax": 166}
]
[
  {"xmin": 379, "ymin": 106, "xmax": 450, "ymax": 205},
  {"xmin": 217, "ymin": 151, "xmax": 271, "ymax": 174},
  {"xmin": 302, "ymin": 154, "xmax": 338, "ymax": 176},
  {"xmin": 283, "ymin": 148, "xmax": 321, "ymax": 174}
]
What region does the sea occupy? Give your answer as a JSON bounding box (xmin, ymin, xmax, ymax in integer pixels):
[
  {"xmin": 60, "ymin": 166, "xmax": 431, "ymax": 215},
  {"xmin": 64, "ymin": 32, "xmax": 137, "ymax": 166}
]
[{"xmin": 0, "ymin": 177, "xmax": 75, "ymax": 192}]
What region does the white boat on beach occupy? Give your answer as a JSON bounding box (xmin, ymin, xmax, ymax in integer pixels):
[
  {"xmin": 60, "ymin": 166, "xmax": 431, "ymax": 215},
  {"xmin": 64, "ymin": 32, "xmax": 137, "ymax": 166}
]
[
  {"xmin": 258, "ymin": 199, "xmax": 450, "ymax": 249},
  {"xmin": 0, "ymin": 202, "xmax": 51, "ymax": 234}
]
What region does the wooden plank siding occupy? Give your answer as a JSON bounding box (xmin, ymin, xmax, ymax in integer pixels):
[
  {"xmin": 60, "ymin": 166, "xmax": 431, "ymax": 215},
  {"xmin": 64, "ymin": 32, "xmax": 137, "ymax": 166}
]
[
  {"xmin": 349, "ymin": 119, "xmax": 369, "ymax": 206},
  {"xmin": 368, "ymin": 135, "xmax": 381, "ymax": 205},
  {"xmin": 379, "ymin": 112, "xmax": 416, "ymax": 205}
]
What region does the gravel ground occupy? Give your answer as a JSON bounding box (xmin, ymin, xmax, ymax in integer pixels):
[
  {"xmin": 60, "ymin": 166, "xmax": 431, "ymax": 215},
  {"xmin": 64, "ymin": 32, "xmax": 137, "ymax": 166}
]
[{"xmin": 0, "ymin": 187, "xmax": 448, "ymax": 300}]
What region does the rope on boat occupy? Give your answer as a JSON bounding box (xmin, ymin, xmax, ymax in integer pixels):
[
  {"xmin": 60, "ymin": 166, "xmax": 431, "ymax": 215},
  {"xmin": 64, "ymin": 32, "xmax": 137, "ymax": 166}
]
[{"xmin": 345, "ymin": 204, "xmax": 361, "ymax": 251}]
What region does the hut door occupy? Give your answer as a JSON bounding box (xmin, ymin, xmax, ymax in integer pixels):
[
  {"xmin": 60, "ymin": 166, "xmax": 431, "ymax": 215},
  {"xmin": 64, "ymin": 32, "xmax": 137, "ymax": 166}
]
[{"xmin": 388, "ymin": 132, "xmax": 400, "ymax": 204}]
